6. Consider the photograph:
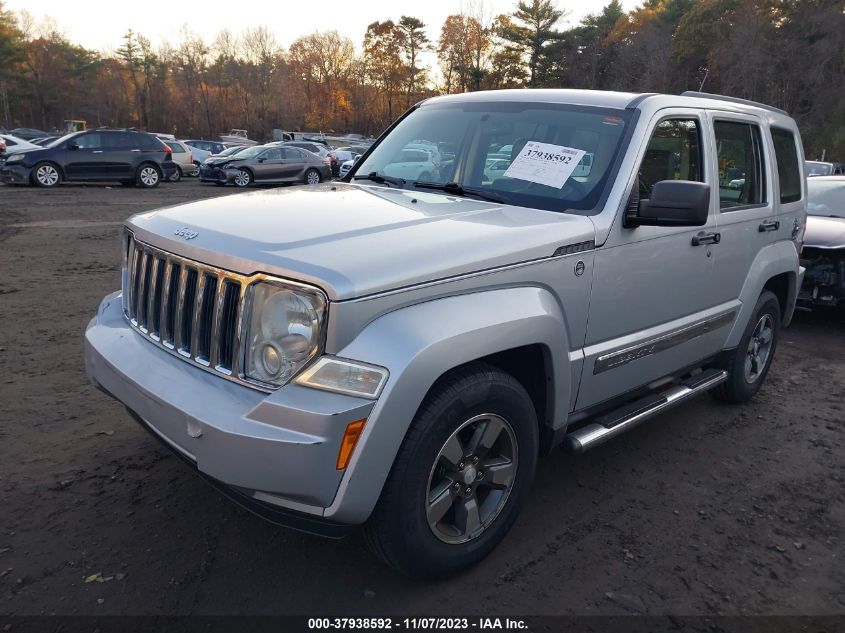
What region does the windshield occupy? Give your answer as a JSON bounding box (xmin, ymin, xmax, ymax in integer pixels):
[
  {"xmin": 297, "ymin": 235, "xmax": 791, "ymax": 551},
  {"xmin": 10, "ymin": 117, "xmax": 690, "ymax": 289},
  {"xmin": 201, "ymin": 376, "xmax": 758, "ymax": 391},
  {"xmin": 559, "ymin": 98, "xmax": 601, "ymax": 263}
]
[
  {"xmin": 230, "ymin": 146, "xmax": 263, "ymax": 159},
  {"xmin": 46, "ymin": 132, "xmax": 80, "ymax": 148},
  {"xmin": 353, "ymin": 101, "xmax": 631, "ymax": 213},
  {"xmin": 807, "ymin": 179, "xmax": 845, "ymax": 218}
]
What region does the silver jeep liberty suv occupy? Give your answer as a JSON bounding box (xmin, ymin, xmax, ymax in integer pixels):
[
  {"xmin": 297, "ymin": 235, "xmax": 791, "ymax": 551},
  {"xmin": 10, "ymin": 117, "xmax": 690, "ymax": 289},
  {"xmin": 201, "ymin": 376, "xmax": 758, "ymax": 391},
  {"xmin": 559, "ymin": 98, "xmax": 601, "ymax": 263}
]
[{"xmin": 86, "ymin": 89, "xmax": 806, "ymax": 578}]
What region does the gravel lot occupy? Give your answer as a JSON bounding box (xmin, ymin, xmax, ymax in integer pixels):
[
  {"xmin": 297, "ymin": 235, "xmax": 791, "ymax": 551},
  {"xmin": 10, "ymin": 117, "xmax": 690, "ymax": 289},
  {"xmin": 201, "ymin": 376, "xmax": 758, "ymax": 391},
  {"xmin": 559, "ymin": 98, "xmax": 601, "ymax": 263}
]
[{"xmin": 0, "ymin": 179, "xmax": 843, "ymax": 618}]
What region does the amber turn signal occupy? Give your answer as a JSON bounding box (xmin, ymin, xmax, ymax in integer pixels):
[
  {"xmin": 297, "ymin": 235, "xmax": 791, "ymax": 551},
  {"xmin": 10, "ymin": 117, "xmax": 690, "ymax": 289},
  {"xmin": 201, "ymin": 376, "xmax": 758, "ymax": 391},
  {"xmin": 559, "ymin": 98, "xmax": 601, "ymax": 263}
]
[{"xmin": 337, "ymin": 419, "xmax": 366, "ymax": 470}]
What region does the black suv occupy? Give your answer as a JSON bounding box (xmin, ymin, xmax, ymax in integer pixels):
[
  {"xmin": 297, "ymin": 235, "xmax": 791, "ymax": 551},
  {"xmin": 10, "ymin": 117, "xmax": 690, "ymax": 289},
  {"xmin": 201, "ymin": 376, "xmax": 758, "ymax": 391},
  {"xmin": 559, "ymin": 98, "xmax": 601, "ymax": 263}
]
[{"xmin": 0, "ymin": 129, "xmax": 177, "ymax": 188}]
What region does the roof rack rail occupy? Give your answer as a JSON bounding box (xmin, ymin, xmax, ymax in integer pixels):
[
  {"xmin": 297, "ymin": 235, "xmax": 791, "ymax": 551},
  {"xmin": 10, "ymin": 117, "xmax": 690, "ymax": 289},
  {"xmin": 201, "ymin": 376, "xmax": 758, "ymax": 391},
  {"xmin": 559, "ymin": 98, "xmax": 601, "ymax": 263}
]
[{"xmin": 680, "ymin": 91, "xmax": 788, "ymax": 116}]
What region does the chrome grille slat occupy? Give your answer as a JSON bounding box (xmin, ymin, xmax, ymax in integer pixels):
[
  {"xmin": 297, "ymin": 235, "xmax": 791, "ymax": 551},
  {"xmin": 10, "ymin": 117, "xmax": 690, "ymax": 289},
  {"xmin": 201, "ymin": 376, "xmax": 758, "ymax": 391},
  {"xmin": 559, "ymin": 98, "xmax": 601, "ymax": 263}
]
[
  {"xmin": 146, "ymin": 257, "xmax": 161, "ymax": 340},
  {"xmin": 191, "ymin": 273, "xmax": 209, "ymax": 365},
  {"xmin": 137, "ymin": 251, "xmax": 151, "ymax": 332},
  {"xmin": 173, "ymin": 264, "xmax": 188, "ymax": 352},
  {"xmin": 159, "ymin": 259, "xmax": 174, "ymax": 347},
  {"xmin": 210, "ymin": 280, "xmax": 227, "ymax": 369},
  {"xmin": 121, "ymin": 236, "xmax": 325, "ymax": 394}
]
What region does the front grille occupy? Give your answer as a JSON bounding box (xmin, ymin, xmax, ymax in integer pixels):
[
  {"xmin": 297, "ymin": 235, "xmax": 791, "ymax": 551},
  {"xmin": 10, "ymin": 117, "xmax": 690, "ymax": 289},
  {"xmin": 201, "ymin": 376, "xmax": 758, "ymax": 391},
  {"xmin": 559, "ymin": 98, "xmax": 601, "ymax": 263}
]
[{"xmin": 123, "ymin": 236, "xmax": 244, "ymax": 378}]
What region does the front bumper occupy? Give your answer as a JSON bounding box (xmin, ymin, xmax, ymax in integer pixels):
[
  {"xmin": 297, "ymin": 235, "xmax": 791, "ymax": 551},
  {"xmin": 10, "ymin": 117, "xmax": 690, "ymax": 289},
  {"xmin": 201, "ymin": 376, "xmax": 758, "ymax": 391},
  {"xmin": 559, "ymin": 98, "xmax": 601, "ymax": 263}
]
[
  {"xmin": 0, "ymin": 163, "xmax": 31, "ymax": 184},
  {"xmin": 85, "ymin": 292, "xmax": 376, "ymax": 534}
]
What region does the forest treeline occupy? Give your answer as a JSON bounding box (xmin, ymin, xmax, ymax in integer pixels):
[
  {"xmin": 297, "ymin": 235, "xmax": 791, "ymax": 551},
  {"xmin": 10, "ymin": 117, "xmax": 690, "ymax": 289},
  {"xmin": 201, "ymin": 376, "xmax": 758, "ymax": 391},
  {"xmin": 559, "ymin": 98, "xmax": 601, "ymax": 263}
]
[{"xmin": 0, "ymin": 0, "xmax": 842, "ymax": 157}]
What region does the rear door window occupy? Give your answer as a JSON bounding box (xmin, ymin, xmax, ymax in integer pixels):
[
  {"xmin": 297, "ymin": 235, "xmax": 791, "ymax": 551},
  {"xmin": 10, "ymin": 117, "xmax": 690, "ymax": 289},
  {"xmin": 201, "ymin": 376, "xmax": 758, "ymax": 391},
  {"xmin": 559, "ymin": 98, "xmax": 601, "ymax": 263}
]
[{"xmin": 715, "ymin": 121, "xmax": 767, "ymax": 209}]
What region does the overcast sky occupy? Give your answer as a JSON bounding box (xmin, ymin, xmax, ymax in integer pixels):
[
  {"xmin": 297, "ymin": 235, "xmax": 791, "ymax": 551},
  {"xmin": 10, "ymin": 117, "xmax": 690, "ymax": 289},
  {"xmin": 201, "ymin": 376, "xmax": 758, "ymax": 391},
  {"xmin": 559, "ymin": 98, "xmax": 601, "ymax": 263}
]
[{"xmin": 6, "ymin": 0, "xmax": 640, "ymax": 53}]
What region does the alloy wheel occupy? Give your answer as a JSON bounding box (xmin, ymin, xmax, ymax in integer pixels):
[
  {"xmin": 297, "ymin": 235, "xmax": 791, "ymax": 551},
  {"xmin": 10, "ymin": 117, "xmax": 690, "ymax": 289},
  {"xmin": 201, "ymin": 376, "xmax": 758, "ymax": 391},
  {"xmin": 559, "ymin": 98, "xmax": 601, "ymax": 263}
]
[
  {"xmin": 744, "ymin": 313, "xmax": 774, "ymax": 383},
  {"xmin": 234, "ymin": 170, "xmax": 251, "ymax": 187},
  {"xmin": 426, "ymin": 413, "xmax": 518, "ymax": 544},
  {"xmin": 306, "ymin": 170, "xmax": 320, "ymax": 185},
  {"xmin": 140, "ymin": 167, "xmax": 159, "ymax": 186},
  {"xmin": 36, "ymin": 165, "xmax": 59, "ymax": 186}
]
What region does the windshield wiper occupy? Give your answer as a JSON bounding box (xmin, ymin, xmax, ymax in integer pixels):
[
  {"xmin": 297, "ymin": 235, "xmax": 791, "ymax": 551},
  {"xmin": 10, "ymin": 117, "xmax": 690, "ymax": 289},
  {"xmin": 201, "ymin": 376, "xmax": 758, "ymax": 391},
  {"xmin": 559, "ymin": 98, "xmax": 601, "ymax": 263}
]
[
  {"xmin": 353, "ymin": 172, "xmax": 405, "ymax": 187},
  {"xmin": 413, "ymin": 181, "xmax": 505, "ymax": 203}
]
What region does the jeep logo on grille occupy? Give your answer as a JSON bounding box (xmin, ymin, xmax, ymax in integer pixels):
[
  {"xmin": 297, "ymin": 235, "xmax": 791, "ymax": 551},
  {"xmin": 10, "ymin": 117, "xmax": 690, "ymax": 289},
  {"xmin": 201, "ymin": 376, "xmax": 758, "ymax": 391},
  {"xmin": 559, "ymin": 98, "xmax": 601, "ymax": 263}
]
[{"xmin": 174, "ymin": 227, "xmax": 199, "ymax": 240}]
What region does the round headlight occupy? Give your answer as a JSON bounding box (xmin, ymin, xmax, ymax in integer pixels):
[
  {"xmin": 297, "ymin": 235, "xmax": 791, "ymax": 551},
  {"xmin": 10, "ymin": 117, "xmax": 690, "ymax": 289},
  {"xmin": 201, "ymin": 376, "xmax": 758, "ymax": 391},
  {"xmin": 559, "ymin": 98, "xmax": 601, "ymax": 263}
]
[{"xmin": 245, "ymin": 283, "xmax": 325, "ymax": 386}]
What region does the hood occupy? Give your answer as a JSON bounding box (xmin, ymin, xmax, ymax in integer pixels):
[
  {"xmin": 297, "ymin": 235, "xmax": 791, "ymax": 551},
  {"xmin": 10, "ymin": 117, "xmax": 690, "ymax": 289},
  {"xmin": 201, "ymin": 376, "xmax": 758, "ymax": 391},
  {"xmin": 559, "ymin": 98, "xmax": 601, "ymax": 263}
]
[
  {"xmin": 126, "ymin": 183, "xmax": 596, "ymax": 300},
  {"xmin": 804, "ymin": 215, "xmax": 845, "ymax": 249}
]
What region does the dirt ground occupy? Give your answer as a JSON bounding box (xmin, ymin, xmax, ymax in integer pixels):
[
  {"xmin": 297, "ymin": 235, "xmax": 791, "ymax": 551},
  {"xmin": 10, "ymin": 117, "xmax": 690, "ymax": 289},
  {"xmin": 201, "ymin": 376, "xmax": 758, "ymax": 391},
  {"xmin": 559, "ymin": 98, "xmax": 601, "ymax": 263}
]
[{"xmin": 0, "ymin": 179, "xmax": 843, "ymax": 618}]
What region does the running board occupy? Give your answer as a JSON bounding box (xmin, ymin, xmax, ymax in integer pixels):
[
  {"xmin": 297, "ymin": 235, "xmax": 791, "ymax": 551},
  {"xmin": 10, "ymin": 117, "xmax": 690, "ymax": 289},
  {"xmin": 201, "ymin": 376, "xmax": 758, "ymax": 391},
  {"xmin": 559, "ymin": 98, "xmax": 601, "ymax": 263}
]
[{"xmin": 563, "ymin": 369, "xmax": 728, "ymax": 454}]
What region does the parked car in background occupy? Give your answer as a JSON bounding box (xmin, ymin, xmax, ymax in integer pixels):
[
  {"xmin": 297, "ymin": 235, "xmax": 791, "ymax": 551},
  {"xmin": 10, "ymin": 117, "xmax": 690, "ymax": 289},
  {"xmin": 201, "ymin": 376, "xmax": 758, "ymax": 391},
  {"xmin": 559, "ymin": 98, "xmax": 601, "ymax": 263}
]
[
  {"xmin": 331, "ymin": 146, "xmax": 369, "ymax": 164},
  {"xmin": 162, "ymin": 140, "xmax": 196, "ymax": 180},
  {"xmin": 183, "ymin": 144, "xmax": 211, "ymax": 166},
  {"xmin": 198, "ymin": 145, "xmax": 251, "ymax": 182},
  {"xmin": 182, "ymin": 139, "xmax": 226, "ymax": 155},
  {"xmin": 0, "ymin": 129, "xmax": 176, "ymax": 187},
  {"xmin": 281, "ymin": 141, "xmax": 338, "ymax": 175},
  {"xmin": 339, "ymin": 154, "xmax": 363, "ymax": 179},
  {"xmin": 31, "ymin": 136, "xmax": 60, "ymax": 147},
  {"xmin": 806, "ymin": 161, "xmax": 835, "ymax": 177},
  {"xmin": 206, "ymin": 144, "xmax": 331, "ymax": 187},
  {"xmin": 11, "ymin": 127, "xmax": 49, "ymax": 140},
  {"xmin": 1, "ymin": 134, "xmax": 42, "ymax": 154},
  {"xmin": 380, "ymin": 147, "xmax": 438, "ymax": 181},
  {"xmin": 799, "ymin": 176, "xmax": 845, "ymax": 311}
]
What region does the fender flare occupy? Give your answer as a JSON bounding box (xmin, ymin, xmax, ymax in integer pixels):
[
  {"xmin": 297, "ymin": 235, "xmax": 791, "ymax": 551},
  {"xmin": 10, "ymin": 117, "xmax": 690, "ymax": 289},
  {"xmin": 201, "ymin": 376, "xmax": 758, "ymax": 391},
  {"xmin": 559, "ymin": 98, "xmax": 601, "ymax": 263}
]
[
  {"xmin": 322, "ymin": 286, "xmax": 571, "ymax": 523},
  {"xmin": 725, "ymin": 240, "xmax": 799, "ymax": 348}
]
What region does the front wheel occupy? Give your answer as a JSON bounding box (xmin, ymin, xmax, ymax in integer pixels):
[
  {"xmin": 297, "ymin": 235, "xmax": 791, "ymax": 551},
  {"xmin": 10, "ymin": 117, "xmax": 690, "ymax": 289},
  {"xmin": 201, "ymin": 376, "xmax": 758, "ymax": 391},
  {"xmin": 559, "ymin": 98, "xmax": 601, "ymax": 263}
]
[
  {"xmin": 304, "ymin": 168, "xmax": 321, "ymax": 185},
  {"xmin": 32, "ymin": 162, "xmax": 61, "ymax": 187},
  {"xmin": 136, "ymin": 164, "xmax": 161, "ymax": 188},
  {"xmin": 363, "ymin": 363, "xmax": 538, "ymax": 579},
  {"xmin": 714, "ymin": 290, "xmax": 780, "ymax": 403},
  {"xmin": 233, "ymin": 168, "xmax": 252, "ymax": 187}
]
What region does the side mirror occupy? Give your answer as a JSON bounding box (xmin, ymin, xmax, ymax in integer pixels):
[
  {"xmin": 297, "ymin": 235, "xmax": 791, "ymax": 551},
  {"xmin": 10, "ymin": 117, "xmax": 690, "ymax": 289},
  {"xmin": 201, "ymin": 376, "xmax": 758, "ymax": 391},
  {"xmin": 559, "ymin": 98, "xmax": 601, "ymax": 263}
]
[
  {"xmin": 353, "ymin": 154, "xmax": 362, "ymax": 163},
  {"xmin": 67, "ymin": 142, "xmax": 79, "ymax": 150},
  {"xmin": 257, "ymin": 157, "xmax": 265, "ymax": 163},
  {"xmin": 626, "ymin": 180, "xmax": 710, "ymax": 228}
]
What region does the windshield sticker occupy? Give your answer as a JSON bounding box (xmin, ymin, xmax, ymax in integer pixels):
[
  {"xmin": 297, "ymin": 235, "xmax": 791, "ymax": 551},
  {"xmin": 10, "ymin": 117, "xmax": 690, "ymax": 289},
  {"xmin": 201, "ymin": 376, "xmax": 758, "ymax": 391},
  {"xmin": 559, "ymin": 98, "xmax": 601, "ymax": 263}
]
[{"xmin": 503, "ymin": 141, "xmax": 587, "ymax": 189}]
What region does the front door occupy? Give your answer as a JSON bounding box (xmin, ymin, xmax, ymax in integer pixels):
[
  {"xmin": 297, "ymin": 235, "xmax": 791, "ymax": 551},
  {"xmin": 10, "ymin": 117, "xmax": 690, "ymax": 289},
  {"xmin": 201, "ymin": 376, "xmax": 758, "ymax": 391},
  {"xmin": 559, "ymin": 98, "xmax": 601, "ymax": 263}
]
[
  {"xmin": 576, "ymin": 111, "xmax": 730, "ymax": 410},
  {"xmin": 251, "ymin": 148, "xmax": 285, "ymax": 182},
  {"xmin": 64, "ymin": 133, "xmax": 107, "ymax": 179}
]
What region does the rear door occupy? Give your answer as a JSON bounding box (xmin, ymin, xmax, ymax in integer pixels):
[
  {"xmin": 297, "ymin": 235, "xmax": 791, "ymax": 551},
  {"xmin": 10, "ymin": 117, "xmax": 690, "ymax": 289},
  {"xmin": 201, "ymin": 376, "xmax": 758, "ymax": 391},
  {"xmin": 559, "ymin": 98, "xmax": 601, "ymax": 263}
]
[
  {"xmin": 705, "ymin": 112, "xmax": 777, "ymax": 308},
  {"xmin": 280, "ymin": 147, "xmax": 307, "ymax": 179}
]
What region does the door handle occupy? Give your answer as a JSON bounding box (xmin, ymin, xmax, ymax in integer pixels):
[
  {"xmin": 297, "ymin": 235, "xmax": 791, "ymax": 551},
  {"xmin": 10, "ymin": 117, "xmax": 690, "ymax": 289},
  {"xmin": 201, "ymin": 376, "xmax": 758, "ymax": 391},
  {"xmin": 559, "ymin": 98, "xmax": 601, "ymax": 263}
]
[
  {"xmin": 92, "ymin": 150, "xmax": 103, "ymax": 154},
  {"xmin": 691, "ymin": 231, "xmax": 721, "ymax": 246},
  {"xmin": 758, "ymin": 220, "xmax": 780, "ymax": 232}
]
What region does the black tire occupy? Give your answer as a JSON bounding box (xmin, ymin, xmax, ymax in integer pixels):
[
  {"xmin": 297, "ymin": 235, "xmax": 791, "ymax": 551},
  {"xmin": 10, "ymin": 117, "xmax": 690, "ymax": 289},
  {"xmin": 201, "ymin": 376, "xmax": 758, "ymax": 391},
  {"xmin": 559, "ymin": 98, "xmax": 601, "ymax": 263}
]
[
  {"xmin": 169, "ymin": 165, "xmax": 182, "ymax": 182},
  {"xmin": 233, "ymin": 168, "xmax": 252, "ymax": 187},
  {"xmin": 304, "ymin": 168, "xmax": 321, "ymax": 185},
  {"xmin": 31, "ymin": 162, "xmax": 62, "ymax": 187},
  {"xmin": 363, "ymin": 362, "xmax": 538, "ymax": 579},
  {"xmin": 135, "ymin": 163, "xmax": 161, "ymax": 188},
  {"xmin": 714, "ymin": 290, "xmax": 780, "ymax": 403}
]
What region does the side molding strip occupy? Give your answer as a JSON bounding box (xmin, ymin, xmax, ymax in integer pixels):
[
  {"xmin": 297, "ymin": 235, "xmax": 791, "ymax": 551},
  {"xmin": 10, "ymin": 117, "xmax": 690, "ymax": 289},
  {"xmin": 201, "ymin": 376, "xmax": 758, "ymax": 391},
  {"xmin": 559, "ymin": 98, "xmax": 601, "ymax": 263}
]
[{"xmin": 593, "ymin": 310, "xmax": 736, "ymax": 374}]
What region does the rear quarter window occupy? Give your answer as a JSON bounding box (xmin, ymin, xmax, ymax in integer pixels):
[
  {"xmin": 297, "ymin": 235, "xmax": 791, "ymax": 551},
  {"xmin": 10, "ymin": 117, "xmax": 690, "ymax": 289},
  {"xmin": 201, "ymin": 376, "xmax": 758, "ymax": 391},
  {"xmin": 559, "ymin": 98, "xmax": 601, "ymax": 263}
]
[{"xmin": 771, "ymin": 127, "xmax": 802, "ymax": 203}]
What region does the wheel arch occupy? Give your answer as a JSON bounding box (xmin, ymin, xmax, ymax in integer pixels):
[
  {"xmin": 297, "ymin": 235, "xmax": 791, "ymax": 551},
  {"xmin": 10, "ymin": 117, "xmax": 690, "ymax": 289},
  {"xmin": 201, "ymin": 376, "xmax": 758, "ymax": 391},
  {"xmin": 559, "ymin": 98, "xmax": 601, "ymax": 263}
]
[
  {"xmin": 322, "ymin": 286, "xmax": 571, "ymax": 523},
  {"xmin": 724, "ymin": 241, "xmax": 800, "ymax": 348}
]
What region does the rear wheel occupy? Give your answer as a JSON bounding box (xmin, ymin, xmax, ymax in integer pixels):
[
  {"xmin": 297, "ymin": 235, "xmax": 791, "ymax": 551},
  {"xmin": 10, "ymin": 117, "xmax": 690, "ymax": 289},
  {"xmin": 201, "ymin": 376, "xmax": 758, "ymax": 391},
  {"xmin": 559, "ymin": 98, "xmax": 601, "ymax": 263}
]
[
  {"xmin": 31, "ymin": 162, "xmax": 61, "ymax": 187},
  {"xmin": 188, "ymin": 162, "xmax": 200, "ymax": 177},
  {"xmin": 136, "ymin": 163, "xmax": 161, "ymax": 188},
  {"xmin": 714, "ymin": 290, "xmax": 780, "ymax": 403},
  {"xmin": 363, "ymin": 363, "xmax": 538, "ymax": 579},
  {"xmin": 169, "ymin": 165, "xmax": 182, "ymax": 182},
  {"xmin": 304, "ymin": 168, "xmax": 321, "ymax": 185}
]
